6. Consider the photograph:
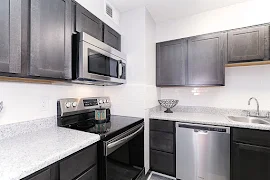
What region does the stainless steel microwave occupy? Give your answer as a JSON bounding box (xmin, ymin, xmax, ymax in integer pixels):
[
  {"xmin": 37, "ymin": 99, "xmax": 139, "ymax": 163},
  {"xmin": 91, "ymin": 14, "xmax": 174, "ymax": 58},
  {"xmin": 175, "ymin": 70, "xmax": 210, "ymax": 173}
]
[{"xmin": 72, "ymin": 32, "xmax": 126, "ymax": 85}]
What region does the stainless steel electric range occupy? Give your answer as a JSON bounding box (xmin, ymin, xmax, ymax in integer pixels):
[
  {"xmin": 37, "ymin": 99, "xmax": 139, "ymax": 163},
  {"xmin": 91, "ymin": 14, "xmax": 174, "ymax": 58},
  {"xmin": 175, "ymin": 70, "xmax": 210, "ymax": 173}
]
[{"xmin": 57, "ymin": 97, "xmax": 145, "ymax": 180}]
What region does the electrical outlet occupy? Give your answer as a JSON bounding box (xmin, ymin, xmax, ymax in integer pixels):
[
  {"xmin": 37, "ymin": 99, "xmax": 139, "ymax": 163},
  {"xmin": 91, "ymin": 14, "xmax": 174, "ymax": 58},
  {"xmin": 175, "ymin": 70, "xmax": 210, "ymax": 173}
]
[{"xmin": 41, "ymin": 97, "xmax": 49, "ymax": 111}]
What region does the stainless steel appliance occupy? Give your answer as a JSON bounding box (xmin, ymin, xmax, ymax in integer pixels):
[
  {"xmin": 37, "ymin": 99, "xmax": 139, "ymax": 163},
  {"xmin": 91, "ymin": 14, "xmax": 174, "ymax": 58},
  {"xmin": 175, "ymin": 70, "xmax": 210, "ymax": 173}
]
[
  {"xmin": 72, "ymin": 32, "xmax": 127, "ymax": 85},
  {"xmin": 57, "ymin": 97, "xmax": 144, "ymax": 180},
  {"xmin": 176, "ymin": 123, "xmax": 230, "ymax": 180}
]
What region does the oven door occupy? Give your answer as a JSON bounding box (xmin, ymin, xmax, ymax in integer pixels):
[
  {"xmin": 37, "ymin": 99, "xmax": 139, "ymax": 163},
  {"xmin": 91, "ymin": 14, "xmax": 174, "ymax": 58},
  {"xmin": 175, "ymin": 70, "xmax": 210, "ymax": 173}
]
[
  {"xmin": 102, "ymin": 123, "xmax": 145, "ymax": 180},
  {"xmin": 79, "ymin": 39, "xmax": 126, "ymax": 84}
]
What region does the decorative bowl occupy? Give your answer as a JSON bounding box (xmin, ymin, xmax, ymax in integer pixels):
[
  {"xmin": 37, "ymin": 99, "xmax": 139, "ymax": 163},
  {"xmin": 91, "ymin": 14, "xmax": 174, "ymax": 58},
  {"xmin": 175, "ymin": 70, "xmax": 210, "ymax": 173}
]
[{"xmin": 158, "ymin": 99, "xmax": 179, "ymax": 113}]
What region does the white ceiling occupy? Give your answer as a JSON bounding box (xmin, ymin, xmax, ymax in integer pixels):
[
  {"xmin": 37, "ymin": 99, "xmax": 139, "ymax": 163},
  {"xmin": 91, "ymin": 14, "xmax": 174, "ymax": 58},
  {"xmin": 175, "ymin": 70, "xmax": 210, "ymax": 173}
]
[{"xmin": 109, "ymin": 0, "xmax": 252, "ymax": 22}]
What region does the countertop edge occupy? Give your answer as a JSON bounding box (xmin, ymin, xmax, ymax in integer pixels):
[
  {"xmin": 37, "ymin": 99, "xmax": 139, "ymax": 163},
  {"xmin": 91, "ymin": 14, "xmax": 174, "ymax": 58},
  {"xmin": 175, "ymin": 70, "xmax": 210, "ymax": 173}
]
[
  {"xmin": 150, "ymin": 114, "xmax": 270, "ymax": 131},
  {"xmin": 18, "ymin": 136, "xmax": 100, "ymax": 180}
]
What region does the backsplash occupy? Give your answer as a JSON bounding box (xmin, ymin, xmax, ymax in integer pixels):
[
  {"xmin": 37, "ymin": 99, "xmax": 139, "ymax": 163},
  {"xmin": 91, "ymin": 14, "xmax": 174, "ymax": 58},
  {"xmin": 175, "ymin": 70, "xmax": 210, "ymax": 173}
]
[
  {"xmin": 151, "ymin": 105, "xmax": 269, "ymax": 117},
  {"xmin": 0, "ymin": 82, "xmax": 104, "ymax": 125},
  {"xmin": 160, "ymin": 65, "xmax": 270, "ymax": 111}
]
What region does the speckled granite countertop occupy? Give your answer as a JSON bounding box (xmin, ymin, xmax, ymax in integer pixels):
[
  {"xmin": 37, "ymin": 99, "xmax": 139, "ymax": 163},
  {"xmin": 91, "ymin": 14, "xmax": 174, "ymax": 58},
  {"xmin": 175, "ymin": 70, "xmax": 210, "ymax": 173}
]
[
  {"xmin": 0, "ymin": 118, "xmax": 100, "ymax": 180},
  {"xmin": 150, "ymin": 106, "xmax": 270, "ymax": 131}
]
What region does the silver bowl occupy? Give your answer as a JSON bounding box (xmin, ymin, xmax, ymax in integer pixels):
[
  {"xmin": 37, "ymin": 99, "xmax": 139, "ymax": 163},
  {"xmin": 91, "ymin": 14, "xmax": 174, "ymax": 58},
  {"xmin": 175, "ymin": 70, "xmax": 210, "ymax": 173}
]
[{"xmin": 158, "ymin": 99, "xmax": 179, "ymax": 113}]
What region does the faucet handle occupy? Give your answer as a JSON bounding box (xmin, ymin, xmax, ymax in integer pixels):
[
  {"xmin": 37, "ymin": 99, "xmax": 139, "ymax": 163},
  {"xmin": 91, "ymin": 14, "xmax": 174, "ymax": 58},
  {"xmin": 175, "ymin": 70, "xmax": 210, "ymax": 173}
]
[{"xmin": 266, "ymin": 112, "xmax": 270, "ymax": 118}]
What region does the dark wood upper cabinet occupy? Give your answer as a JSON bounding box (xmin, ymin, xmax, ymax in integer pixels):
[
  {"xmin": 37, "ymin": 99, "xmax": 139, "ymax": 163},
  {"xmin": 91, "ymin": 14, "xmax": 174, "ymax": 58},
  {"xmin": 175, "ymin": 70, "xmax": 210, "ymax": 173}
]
[
  {"xmin": 30, "ymin": 0, "xmax": 72, "ymax": 79},
  {"xmin": 156, "ymin": 39, "xmax": 188, "ymax": 86},
  {"xmin": 228, "ymin": 25, "xmax": 270, "ymax": 63},
  {"xmin": 75, "ymin": 3, "xmax": 103, "ymax": 41},
  {"xmin": 104, "ymin": 24, "xmax": 121, "ymax": 51},
  {"xmin": 187, "ymin": 32, "xmax": 227, "ymax": 86},
  {"xmin": 0, "ymin": 0, "xmax": 22, "ymax": 74}
]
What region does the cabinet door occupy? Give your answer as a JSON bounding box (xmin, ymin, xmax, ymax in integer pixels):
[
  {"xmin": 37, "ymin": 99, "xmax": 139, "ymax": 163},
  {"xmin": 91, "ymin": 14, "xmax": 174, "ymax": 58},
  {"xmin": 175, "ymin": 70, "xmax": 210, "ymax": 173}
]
[
  {"xmin": 187, "ymin": 32, "xmax": 227, "ymax": 86},
  {"xmin": 59, "ymin": 144, "xmax": 97, "ymax": 180},
  {"xmin": 76, "ymin": 165, "xmax": 97, "ymax": 180},
  {"xmin": 0, "ymin": 0, "xmax": 21, "ymax": 74},
  {"xmin": 150, "ymin": 119, "xmax": 174, "ymax": 133},
  {"xmin": 150, "ymin": 131, "xmax": 174, "ymax": 153},
  {"xmin": 23, "ymin": 163, "xmax": 58, "ymax": 180},
  {"xmin": 156, "ymin": 39, "xmax": 187, "ymax": 86},
  {"xmin": 76, "ymin": 3, "xmax": 103, "ymax": 41},
  {"xmin": 228, "ymin": 25, "xmax": 269, "ymax": 63},
  {"xmin": 150, "ymin": 149, "xmax": 175, "ymax": 177},
  {"xmin": 30, "ymin": 0, "xmax": 72, "ymax": 79},
  {"xmin": 232, "ymin": 142, "xmax": 270, "ymax": 180},
  {"xmin": 104, "ymin": 24, "xmax": 121, "ymax": 51}
]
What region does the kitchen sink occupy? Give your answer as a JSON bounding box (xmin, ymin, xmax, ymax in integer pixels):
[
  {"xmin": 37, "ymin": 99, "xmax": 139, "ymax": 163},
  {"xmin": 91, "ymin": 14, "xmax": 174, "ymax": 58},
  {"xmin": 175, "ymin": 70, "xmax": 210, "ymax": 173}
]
[{"xmin": 227, "ymin": 116, "xmax": 270, "ymax": 125}]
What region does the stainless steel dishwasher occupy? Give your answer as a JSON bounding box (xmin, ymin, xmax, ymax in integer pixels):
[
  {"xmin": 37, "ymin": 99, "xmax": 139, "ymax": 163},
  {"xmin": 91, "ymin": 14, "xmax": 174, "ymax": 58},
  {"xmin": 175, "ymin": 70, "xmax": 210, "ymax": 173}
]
[{"xmin": 176, "ymin": 122, "xmax": 230, "ymax": 180}]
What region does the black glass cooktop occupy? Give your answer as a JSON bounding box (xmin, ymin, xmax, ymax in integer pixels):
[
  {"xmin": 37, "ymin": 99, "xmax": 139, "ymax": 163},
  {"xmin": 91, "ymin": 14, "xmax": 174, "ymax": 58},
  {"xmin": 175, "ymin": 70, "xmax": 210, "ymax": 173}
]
[{"xmin": 67, "ymin": 115, "xmax": 144, "ymax": 140}]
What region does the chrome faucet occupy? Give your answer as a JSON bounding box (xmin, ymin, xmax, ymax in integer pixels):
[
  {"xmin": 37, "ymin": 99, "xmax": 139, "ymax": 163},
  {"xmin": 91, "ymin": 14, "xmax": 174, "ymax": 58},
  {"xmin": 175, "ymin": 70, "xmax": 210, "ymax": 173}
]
[{"xmin": 248, "ymin": 97, "xmax": 260, "ymax": 116}]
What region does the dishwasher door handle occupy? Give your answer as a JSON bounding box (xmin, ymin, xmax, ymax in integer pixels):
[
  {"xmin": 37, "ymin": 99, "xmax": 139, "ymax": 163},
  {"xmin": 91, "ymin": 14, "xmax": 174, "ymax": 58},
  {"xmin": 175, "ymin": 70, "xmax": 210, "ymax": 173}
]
[
  {"xmin": 176, "ymin": 122, "xmax": 230, "ymax": 134},
  {"xmin": 194, "ymin": 129, "xmax": 208, "ymax": 134}
]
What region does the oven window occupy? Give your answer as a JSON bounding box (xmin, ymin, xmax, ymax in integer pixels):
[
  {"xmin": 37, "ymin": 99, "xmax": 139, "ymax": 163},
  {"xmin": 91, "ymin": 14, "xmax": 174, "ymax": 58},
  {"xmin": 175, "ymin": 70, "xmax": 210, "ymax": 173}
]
[
  {"xmin": 106, "ymin": 133, "xmax": 144, "ymax": 180},
  {"xmin": 88, "ymin": 49, "xmax": 118, "ymax": 78}
]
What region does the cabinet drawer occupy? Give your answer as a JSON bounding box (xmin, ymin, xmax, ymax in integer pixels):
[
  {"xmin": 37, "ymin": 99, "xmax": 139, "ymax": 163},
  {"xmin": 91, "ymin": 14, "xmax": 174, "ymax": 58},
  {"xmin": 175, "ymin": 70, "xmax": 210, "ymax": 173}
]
[
  {"xmin": 76, "ymin": 165, "xmax": 97, "ymax": 180},
  {"xmin": 233, "ymin": 128, "xmax": 270, "ymax": 147},
  {"xmin": 150, "ymin": 150, "xmax": 175, "ymax": 176},
  {"xmin": 150, "ymin": 119, "xmax": 174, "ymax": 133},
  {"xmin": 150, "ymin": 131, "xmax": 174, "ymax": 153},
  {"xmin": 60, "ymin": 144, "xmax": 97, "ymax": 180}
]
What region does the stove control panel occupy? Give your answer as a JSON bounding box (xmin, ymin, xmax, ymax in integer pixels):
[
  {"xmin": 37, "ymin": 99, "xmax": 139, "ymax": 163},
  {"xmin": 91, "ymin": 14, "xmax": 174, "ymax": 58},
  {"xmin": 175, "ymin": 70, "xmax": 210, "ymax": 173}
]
[
  {"xmin": 58, "ymin": 97, "xmax": 111, "ymax": 116},
  {"xmin": 83, "ymin": 99, "xmax": 98, "ymax": 107}
]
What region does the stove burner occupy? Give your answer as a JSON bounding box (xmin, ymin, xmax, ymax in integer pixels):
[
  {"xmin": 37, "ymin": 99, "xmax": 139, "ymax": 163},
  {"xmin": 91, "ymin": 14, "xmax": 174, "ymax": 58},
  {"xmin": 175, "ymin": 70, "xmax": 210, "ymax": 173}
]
[
  {"xmin": 90, "ymin": 121, "xmax": 111, "ymax": 134},
  {"xmin": 76, "ymin": 121, "xmax": 95, "ymax": 130},
  {"xmin": 68, "ymin": 118, "xmax": 111, "ymax": 134}
]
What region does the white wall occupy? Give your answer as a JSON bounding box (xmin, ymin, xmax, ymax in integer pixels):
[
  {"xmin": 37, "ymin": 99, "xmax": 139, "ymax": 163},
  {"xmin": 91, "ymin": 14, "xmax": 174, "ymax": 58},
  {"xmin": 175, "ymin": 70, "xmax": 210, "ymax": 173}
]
[
  {"xmin": 104, "ymin": 7, "xmax": 159, "ymax": 118},
  {"xmin": 161, "ymin": 65, "xmax": 270, "ymax": 111},
  {"xmin": 0, "ymin": 82, "xmax": 104, "ymax": 125},
  {"xmin": 156, "ymin": 0, "xmax": 270, "ymax": 42},
  {"xmin": 157, "ymin": 0, "xmax": 270, "ymax": 111},
  {"xmin": 75, "ymin": 0, "xmax": 121, "ymax": 33}
]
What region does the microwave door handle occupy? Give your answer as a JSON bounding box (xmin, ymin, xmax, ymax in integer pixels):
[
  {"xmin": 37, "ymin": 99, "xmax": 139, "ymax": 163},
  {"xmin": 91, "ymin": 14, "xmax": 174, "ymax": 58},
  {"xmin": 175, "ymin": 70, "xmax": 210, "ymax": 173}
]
[
  {"xmin": 107, "ymin": 125, "xmax": 144, "ymax": 149},
  {"xmin": 118, "ymin": 62, "xmax": 123, "ymax": 78}
]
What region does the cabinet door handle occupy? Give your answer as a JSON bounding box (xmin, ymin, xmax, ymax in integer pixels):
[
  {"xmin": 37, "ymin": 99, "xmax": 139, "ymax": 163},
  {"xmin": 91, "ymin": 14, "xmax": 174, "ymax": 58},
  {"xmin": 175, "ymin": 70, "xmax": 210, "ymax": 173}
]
[{"xmin": 236, "ymin": 142, "xmax": 270, "ymax": 153}]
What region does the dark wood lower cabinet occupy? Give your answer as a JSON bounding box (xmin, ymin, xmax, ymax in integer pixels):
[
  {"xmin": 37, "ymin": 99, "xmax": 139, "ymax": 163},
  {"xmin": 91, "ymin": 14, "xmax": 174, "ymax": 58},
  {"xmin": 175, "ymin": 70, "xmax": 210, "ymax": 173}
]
[
  {"xmin": 150, "ymin": 131, "xmax": 174, "ymax": 153},
  {"xmin": 150, "ymin": 150, "xmax": 175, "ymax": 177},
  {"xmin": 60, "ymin": 144, "xmax": 97, "ymax": 180},
  {"xmin": 76, "ymin": 165, "xmax": 97, "ymax": 180},
  {"xmin": 232, "ymin": 128, "xmax": 270, "ymax": 180},
  {"xmin": 22, "ymin": 163, "xmax": 58, "ymax": 180},
  {"xmin": 232, "ymin": 143, "xmax": 270, "ymax": 180},
  {"xmin": 23, "ymin": 144, "xmax": 97, "ymax": 180},
  {"xmin": 150, "ymin": 119, "xmax": 175, "ymax": 177}
]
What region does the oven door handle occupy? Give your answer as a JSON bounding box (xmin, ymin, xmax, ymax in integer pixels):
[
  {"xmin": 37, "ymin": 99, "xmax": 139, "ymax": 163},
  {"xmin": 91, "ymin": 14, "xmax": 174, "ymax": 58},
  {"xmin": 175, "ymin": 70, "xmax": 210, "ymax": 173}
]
[{"xmin": 107, "ymin": 124, "xmax": 144, "ymax": 149}]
